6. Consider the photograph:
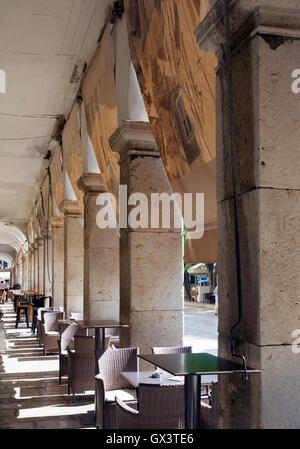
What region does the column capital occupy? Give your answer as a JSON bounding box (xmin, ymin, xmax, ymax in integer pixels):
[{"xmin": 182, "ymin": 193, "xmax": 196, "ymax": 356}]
[
  {"xmin": 77, "ymin": 173, "xmax": 106, "ymax": 195},
  {"xmin": 36, "ymin": 237, "xmax": 44, "ymax": 246},
  {"xmin": 60, "ymin": 200, "xmax": 82, "ymax": 217},
  {"xmin": 195, "ymin": 0, "xmax": 300, "ymax": 58},
  {"xmin": 50, "ymin": 216, "xmax": 64, "ymax": 228},
  {"xmin": 41, "ymin": 229, "xmax": 52, "ymax": 239},
  {"xmin": 33, "ymin": 238, "xmax": 43, "ymax": 248},
  {"xmin": 109, "ymin": 120, "xmax": 159, "ymax": 162}
]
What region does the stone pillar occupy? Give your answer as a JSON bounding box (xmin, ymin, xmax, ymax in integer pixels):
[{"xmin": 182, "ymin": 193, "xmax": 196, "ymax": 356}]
[
  {"xmin": 60, "ymin": 200, "xmax": 84, "ymax": 317},
  {"xmin": 51, "ymin": 217, "xmax": 64, "ymax": 310},
  {"xmin": 28, "ymin": 248, "xmax": 33, "ymax": 290},
  {"xmin": 42, "ymin": 231, "xmax": 52, "ymax": 297},
  {"xmin": 77, "ymin": 174, "xmax": 119, "ymax": 320},
  {"xmin": 110, "ymin": 121, "xmax": 184, "ymax": 354},
  {"xmin": 21, "ymin": 256, "xmax": 25, "ymax": 290},
  {"xmin": 11, "ymin": 266, "xmax": 16, "ymax": 288},
  {"xmin": 37, "ymin": 238, "xmax": 44, "ymax": 294},
  {"xmin": 23, "ymin": 254, "xmax": 29, "ymax": 291},
  {"xmin": 33, "ymin": 242, "xmax": 39, "ymax": 292},
  {"xmin": 196, "ymin": 0, "xmax": 300, "ymax": 429},
  {"xmin": 30, "ymin": 247, "xmax": 35, "ymax": 291}
]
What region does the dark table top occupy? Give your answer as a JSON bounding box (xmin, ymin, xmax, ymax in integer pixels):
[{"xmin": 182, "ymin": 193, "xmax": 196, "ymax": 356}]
[
  {"xmin": 121, "ymin": 371, "xmax": 217, "ymax": 387},
  {"xmin": 138, "ymin": 353, "xmax": 261, "ymax": 376},
  {"xmin": 122, "ymin": 371, "xmax": 184, "ymax": 387},
  {"xmin": 75, "ymin": 320, "xmax": 129, "ymax": 329}
]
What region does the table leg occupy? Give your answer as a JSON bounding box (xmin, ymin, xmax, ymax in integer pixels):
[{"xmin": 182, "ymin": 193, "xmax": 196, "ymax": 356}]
[
  {"xmin": 94, "ymin": 328, "xmax": 106, "ymax": 375},
  {"xmin": 185, "ymin": 374, "xmax": 201, "ymax": 429},
  {"xmin": 94, "ymin": 328, "xmax": 105, "ymax": 352}
]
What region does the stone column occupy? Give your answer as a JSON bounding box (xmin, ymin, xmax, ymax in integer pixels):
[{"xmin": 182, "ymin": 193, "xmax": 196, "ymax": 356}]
[
  {"xmin": 77, "ymin": 173, "xmax": 119, "ymax": 320},
  {"xmin": 23, "ymin": 254, "xmax": 29, "ymax": 291},
  {"xmin": 110, "ymin": 121, "xmax": 184, "ymax": 354},
  {"xmin": 33, "ymin": 242, "xmax": 39, "ymax": 292},
  {"xmin": 28, "ymin": 248, "xmax": 33, "ymax": 290},
  {"xmin": 42, "ymin": 230, "xmax": 52, "ymax": 297},
  {"xmin": 60, "ymin": 200, "xmax": 84, "ymax": 317},
  {"xmin": 37, "ymin": 238, "xmax": 44, "ymax": 294},
  {"xmin": 11, "ymin": 266, "xmax": 16, "ymax": 288},
  {"xmin": 196, "ymin": 0, "xmax": 300, "ymax": 429},
  {"xmin": 30, "ymin": 246, "xmax": 35, "ymax": 291},
  {"xmin": 51, "ymin": 217, "xmax": 64, "ymax": 310}
]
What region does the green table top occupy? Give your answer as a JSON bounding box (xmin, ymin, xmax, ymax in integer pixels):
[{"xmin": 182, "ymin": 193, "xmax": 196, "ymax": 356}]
[{"xmin": 139, "ymin": 353, "xmax": 261, "ymax": 376}]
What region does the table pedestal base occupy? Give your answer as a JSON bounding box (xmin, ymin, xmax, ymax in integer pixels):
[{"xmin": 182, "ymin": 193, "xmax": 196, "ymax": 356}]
[{"xmin": 185, "ymin": 374, "xmax": 201, "ymax": 429}]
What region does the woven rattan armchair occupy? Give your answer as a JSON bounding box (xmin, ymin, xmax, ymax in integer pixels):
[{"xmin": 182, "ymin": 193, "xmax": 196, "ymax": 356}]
[
  {"xmin": 40, "ymin": 311, "xmax": 64, "ymax": 355},
  {"xmin": 67, "ymin": 335, "xmax": 95, "ymax": 398},
  {"xmin": 200, "ymin": 381, "xmax": 218, "ymax": 429},
  {"xmin": 69, "ymin": 312, "xmax": 83, "ymax": 320},
  {"xmin": 36, "ymin": 307, "xmax": 53, "ymax": 344},
  {"xmin": 151, "ymin": 346, "xmax": 192, "ymax": 354},
  {"xmin": 151, "ymin": 346, "xmax": 192, "ymax": 373},
  {"xmin": 57, "ymin": 323, "xmax": 87, "ymax": 384},
  {"xmin": 95, "ymin": 347, "xmax": 139, "ymax": 429},
  {"xmin": 116, "ymin": 383, "xmax": 185, "ymax": 429}
]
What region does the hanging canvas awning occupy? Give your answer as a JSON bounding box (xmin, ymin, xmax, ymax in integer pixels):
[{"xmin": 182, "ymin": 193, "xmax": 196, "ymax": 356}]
[
  {"xmin": 36, "ymin": 195, "xmax": 45, "ymax": 232},
  {"xmin": 125, "ymin": 0, "xmax": 217, "ymax": 263},
  {"xmin": 27, "ymin": 215, "xmax": 35, "ymax": 245},
  {"xmin": 62, "ymin": 103, "xmax": 84, "ymax": 214},
  {"xmin": 82, "ymin": 23, "xmax": 120, "ymax": 212},
  {"xmin": 49, "ymin": 144, "xmax": 64, "ymax": 218},
  {"xmin": 41, "ymin": 174, "xmax": 52, "ymax": 229}
]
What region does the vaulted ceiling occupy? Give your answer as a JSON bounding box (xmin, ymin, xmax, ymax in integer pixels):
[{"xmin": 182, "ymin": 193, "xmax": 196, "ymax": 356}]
[{"xmin": 0, "ymin": 0, "xmax": 111, "ymax": 260}]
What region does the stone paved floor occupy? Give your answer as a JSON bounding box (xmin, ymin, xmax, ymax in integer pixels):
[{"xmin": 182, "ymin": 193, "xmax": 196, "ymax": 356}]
[{"xmin": 0, "ymin": 302, "xmax": 96, "ymax": 429}]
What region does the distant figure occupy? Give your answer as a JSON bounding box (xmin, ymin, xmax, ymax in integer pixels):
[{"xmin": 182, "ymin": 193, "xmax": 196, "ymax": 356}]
[
  {"xmin": 214, "ymin": 285, "xmax": 218, "ymax": 315},
  {"xmin": 0, "ymin": 281, "xmax": 5, "ymax": 291},
  {"xmin": 4, "ymin": 280, "xmax": 10, "ymax": 291}
]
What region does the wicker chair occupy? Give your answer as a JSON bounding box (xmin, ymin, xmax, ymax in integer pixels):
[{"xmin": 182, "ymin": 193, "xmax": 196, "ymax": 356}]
[
  {"xmin": 105, "ymin": 328, "xmax": 120, "ymax": 348},
  {"xmin": 116, "ymin": 383, "xmax": 185, "ymax": 429},
  {"xmin": 57, "ymin": 323, "xmax": 87, "ymax": 384},
  {"xmin": 151, "ymin": 346, "xmax": 192, "ymax": 373},
  {"xmin": 0, "ymin": 291, "xmax": 6, "ymax": 304},
  {"xmin": 152, "ymin": 345, "xmax": 218, "ymax": 428},
  {"xmin": 36, "ymin": 307, "xmax": 53, "ymax": 344},
  {"xmin": 95, "ymin": 347, "xmax": 139, "ymax": 429},
  {"xmin": 151, "ymin": 346, "xmax": 192, "ymax": 354},
  {"xmin": 69, "ymin": 312, "xmax": 83, "ymax": 320},
  {"xmin": 67, "ymin": 335, "xmax": 95, "ymax": 398},
  {"xmin": 200, "ymin": 381, "xmax": 218, "ymax": 429},
  {"xmin": 40, "ymin": 311, "xmax": 64, "ymax": 355}
]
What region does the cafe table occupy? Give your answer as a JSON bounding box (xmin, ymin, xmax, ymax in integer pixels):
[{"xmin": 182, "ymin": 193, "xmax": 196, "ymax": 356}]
[
  {"xmin": 75, "ymin": 320, "xmax": 129, "ymax": 374},
  {"xmin": 138, "ymin": 352, "xmax": 261, "ymax": 429},
  {"xmin": 121, "ymin": 370, "xmax": 217, "ymax": 396},
  {"xmin": 75, "ymin": 320, "xmax": 129, "ymax": 427}
]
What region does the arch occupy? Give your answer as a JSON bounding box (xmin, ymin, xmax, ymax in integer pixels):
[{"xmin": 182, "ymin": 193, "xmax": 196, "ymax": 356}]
[
  {"xmin": 0, "ymin": 253, "xmax": 14, "ymax": 269},
  {"xmin": 0, "ymin": 222, "xmax": 28, "ymax": 253}
]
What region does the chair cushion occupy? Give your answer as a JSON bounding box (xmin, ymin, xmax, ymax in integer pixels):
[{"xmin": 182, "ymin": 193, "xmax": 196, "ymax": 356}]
[{"xmin": 105, "ymin": 388, "xmax": 137, "ymax": 403}]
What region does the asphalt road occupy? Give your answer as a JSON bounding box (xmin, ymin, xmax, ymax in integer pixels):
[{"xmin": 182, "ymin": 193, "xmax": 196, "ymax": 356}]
[{"xmin": 183, "ymin": 305, "xmax": 218, "ymax": 355}]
